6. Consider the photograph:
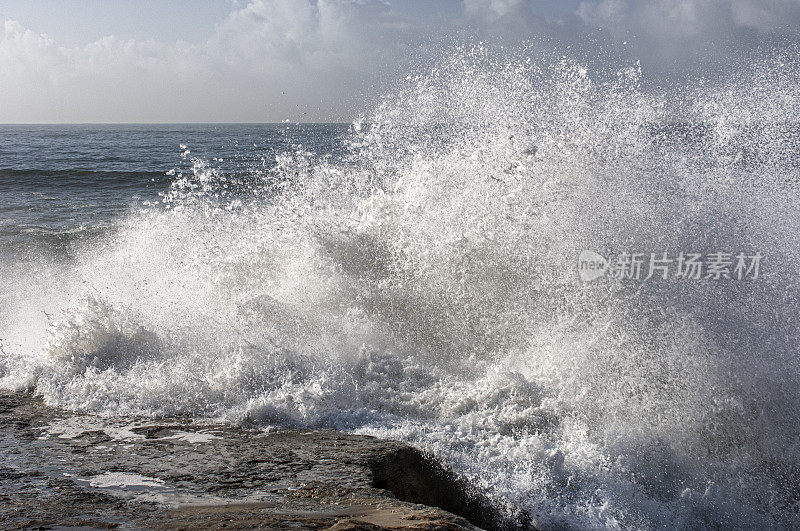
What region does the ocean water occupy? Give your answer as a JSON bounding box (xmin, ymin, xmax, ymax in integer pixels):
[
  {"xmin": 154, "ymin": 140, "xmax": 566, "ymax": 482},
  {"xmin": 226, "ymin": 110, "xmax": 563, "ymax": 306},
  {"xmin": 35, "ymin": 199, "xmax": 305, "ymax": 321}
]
[{"xmin": 2, "ymin": 48, "xmax": 800, "ymax": 529}]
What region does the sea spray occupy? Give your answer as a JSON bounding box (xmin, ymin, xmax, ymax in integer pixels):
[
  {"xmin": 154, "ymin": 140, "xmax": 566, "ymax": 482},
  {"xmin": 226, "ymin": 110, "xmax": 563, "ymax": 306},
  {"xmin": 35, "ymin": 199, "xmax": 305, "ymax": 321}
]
[{"xmin": 2, "ymin": 46, "xmax": 800, "ymax": 528}]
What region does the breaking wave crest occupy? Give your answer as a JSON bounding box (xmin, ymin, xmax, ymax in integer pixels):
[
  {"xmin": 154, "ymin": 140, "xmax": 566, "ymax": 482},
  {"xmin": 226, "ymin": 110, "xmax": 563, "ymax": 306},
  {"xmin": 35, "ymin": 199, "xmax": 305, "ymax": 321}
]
[{"xmin": 3, "ymin": 47, "xmax": 800, "ymax": 528}]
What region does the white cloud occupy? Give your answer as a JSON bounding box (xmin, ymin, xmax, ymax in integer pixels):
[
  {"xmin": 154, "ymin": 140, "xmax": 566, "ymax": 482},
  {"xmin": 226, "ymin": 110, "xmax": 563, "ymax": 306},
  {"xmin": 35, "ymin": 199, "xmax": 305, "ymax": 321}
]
[
  {"xmin": 211, "ymin": 0, "xmax": 411, "ymax": 79},
  {"xmin": 1, "ymin": 20, "xmax": 64, "ymax": 83},
  {"xmin": 0, "ymin": 0, "xmax": 421, "ymax": 122},
  {"xmin": 0, "ymin": 19, "xmax": 209, "ymax": 122}
]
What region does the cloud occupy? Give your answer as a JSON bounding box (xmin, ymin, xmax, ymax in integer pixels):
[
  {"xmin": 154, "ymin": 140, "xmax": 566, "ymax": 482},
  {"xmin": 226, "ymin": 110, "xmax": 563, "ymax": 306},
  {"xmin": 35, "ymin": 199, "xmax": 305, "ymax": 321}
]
[
  {"xmin": 0, "ymin": 1, "xmax": 422, "ymax": 122},
  {"xmin": 213, "ymin": 0, "xmax": 398, "ymax": 71},
  {"xmin": 0, "ymin": 18, "xmax": 208, "ymax": 122},
  {"xmin": 0, "ymin": 0, "xmax": 799, "ymax": 122},
  {"xmin": 209, "ymin": 0, "xmax": 415, "ymax": 90},
  {"xmin": 463, "ymin": 0, "xmax": 530, "ymax": 22},
  {"xmin": 1, "ymin": 20, "xmax": 63, "ymax": 83},
  {"xmin": 576, "ymin": 0, "xmax": 800, "ymax": 72}
]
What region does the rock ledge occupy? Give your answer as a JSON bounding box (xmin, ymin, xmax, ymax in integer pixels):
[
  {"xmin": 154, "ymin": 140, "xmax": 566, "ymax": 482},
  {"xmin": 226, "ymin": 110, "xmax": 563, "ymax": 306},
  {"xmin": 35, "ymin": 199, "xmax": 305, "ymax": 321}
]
[{"xmin": 0, "ymin": 392, "xmax": 507, "ymax": 530}]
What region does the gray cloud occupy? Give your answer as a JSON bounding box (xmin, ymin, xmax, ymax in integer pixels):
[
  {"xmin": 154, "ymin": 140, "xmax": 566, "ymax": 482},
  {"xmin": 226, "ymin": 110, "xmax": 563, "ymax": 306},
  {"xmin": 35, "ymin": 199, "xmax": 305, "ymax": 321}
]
[
  {"xmin": 463, "ymin": 0, "xmax": 530, "ymax": 21},
  {"xmin": 576, "ymin": 0, "xmax": 800, "ymax": 73}
]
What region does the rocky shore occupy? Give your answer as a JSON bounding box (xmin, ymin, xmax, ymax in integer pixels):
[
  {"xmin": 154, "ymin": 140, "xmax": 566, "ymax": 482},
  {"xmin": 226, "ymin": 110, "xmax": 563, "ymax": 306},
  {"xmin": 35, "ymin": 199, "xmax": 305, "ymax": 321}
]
[{"xmin": 0, "ymin": 392, "xmax": 513, "ymax": 530}]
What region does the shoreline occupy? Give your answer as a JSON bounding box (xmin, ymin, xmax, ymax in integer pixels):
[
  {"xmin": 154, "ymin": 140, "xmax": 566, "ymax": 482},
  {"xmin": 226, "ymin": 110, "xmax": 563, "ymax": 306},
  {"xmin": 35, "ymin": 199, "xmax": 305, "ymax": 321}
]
[{"xmin": 0, "ymin": 392, "xmax": 513, "ymax": 530}]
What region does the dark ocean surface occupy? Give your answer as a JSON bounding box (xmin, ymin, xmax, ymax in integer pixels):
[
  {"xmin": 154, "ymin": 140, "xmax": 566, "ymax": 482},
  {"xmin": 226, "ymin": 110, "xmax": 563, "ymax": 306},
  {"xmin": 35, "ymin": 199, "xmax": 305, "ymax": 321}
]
[{"xmin": 0, "ymin": 124, "xmax": 349, "ymax": 251}]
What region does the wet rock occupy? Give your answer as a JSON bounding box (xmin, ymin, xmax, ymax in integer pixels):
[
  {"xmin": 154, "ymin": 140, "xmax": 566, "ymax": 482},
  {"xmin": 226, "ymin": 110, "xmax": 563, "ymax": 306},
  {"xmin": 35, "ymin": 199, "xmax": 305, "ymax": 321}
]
[
  {"xmin": 369, "ymin": 445, "xmax": 514, "ymax": 530},
  {"xmin": 0, "ymin": 392, "xmax": 508, "ymax": 530}
]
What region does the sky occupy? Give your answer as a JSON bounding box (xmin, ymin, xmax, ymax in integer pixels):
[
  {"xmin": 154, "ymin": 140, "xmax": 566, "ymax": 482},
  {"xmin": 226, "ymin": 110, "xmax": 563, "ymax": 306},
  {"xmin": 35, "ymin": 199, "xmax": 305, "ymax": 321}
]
[{"xmin": 0, "ymin": 0, "xmax": 799, "ymax": 123}]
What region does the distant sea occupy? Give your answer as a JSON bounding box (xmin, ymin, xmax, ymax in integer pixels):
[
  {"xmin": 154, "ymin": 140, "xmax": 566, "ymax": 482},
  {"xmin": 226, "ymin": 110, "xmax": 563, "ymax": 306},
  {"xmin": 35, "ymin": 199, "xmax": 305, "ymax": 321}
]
[{"xmin": 0, "ymin": 124, "xmax": 349, "ymax": 254}]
